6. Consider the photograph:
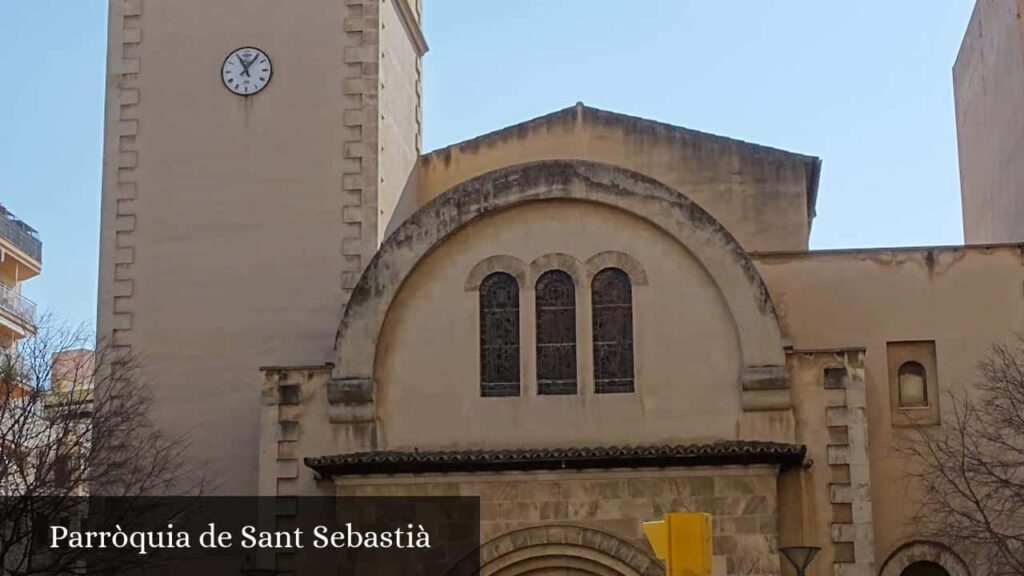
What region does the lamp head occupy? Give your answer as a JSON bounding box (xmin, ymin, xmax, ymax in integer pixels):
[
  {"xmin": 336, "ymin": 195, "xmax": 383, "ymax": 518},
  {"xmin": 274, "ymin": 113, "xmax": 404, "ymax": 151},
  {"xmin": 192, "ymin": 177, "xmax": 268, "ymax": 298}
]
[{"xmin": 779, "ymin": 546, "xmax": 821, "ymax": 573}]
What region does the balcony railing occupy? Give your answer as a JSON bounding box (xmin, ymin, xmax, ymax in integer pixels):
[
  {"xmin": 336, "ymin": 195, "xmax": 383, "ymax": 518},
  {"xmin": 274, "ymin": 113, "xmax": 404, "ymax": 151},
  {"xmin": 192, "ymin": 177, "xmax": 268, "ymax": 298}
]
[
  {"xmin": 0, "ymin": 211, "xmax": 42, "ymax": 263},
  {"xmin": 0, "ymin": 284, "xmax": 37, "ymax": 328}
]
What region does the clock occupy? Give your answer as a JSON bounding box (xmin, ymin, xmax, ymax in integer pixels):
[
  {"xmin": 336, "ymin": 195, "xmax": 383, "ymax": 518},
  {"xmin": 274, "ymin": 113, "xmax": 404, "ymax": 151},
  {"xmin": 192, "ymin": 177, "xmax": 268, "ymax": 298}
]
[{"xmin": 221, "ymin": 47, "xmax": 272, "ymax": 96}]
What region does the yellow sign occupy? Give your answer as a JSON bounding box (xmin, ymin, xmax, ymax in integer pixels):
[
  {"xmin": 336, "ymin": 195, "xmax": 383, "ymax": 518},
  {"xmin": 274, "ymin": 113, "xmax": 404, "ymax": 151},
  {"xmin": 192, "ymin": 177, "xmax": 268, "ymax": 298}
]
[{"xmin": 642, "ymin": 512, "xmax": 712, "ymax": 576}]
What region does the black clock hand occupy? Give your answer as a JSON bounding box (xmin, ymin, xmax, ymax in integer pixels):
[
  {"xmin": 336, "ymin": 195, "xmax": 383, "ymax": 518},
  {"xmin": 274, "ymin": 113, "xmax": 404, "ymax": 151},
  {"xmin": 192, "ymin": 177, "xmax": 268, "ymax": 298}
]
[
  {"xmin": 236, "ymin": 55, "xmax": 248, "ymax": 76},
  {"xmin": 237, "ymin": 54, "xmax": 252, "ymax": 77}
]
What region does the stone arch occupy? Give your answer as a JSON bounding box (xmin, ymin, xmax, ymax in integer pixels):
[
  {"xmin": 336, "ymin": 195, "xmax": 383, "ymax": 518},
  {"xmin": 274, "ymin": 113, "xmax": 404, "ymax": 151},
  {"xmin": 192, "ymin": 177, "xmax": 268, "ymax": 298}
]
[
  {"xmin": 529, "ymin": 253, "xmax": 585, "ymax": 287},
  {"xmin": 465, "ymin": 255, "xmax": 528, "ymax": 291},
  {"xmin": 447, "ymin": 525, "xmax": 661, "ymax": 576},
  {"xmin": 333, "ymin": 160, "xmax": 788, "ymax": 407},
  {"xmin": 584, "ymin": 251, "xmax": 649, "ymax": 286},
  {"xmin": 879, "ymin": 541, "xmax": 971, "ymax": 576}
]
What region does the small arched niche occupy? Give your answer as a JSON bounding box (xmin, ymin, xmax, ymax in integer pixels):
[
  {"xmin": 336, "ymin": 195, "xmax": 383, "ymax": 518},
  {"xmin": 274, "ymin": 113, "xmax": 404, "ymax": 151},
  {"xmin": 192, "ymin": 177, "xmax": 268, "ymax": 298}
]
[
  {"xmin": 887, "ymin": 341, "xmax": 939, "ymax": 426},
  {"xmin": 898, "ymin": 361, "xmax": 928, "ymax": 408}
]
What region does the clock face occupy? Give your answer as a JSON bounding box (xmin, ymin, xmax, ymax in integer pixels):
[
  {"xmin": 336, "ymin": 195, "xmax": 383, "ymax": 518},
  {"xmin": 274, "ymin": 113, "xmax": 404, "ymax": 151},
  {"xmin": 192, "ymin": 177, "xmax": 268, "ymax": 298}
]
[{"xmin": 222, "ymin": 47, "xmax": 272, "ymax": 96}]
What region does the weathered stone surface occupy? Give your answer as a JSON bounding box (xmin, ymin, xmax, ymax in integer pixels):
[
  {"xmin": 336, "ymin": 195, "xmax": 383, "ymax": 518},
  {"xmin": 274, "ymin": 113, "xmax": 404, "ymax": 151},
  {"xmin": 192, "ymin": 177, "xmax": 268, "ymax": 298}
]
[
  {"xmin": 326, "ymin": 378, "xmax": 373, "ymax": 404},
  {"xmin": 335, "ymin": 467, "xmax": 782, "ymax": 575}
]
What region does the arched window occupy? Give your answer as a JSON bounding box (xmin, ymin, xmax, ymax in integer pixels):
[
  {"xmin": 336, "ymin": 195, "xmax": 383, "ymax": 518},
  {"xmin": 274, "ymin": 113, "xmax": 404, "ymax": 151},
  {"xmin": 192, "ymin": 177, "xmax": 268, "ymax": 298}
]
[
  {"xmin": 592, "ymin": 268, "xmax": 635, "ymax": 393},
  {"xmin": 898, "ymin": 361, "xmax": 928, "ymax": 407},
  {"xmin": 536, "ymin": 270, "xmax": 577, "ymax": 395},
  {"xmin": 479, "ymin": 272, "xmax": 520, "ymax": 397}
]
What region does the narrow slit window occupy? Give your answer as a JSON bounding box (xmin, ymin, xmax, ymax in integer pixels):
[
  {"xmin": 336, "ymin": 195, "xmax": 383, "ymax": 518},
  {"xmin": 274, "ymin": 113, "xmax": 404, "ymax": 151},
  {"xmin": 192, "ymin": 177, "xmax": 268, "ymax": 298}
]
[
  {"xmin": 536, "ymin": 270, "xmax": 577, "ymax": 395},
  {"xmin": 898, "ymin": 361, "xmax": 928, "ymax": 408},
  {"xmin": 479, "ymin": 272, "xmax": 520, "ymax": 397},
  {"xmin": 592, "ymin": 268, "xmax": 635, "ymax": 393}
]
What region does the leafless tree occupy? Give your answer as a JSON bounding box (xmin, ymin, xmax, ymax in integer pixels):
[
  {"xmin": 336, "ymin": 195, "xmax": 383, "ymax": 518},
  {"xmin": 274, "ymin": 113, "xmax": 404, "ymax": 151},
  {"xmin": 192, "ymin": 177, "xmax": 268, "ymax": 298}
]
[
  {"xmin": 903, "ymin": 337, "xmax": 1024, "ymax": 575},
  {"xmin": 0, "ymin": 316, "xmax": 204, "ymax": 575}
]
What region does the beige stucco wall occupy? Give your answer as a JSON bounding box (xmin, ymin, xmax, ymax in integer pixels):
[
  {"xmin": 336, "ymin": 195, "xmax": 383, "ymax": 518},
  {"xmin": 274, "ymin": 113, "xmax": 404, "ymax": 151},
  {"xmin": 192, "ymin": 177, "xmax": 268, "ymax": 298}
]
[
  {"xmin": 335, "ymin": 238, "xmax": 1023, "ymax": 573},
  {"xmin": 96, "ymin": 0, "xmax": 423, "ymax": 494},
  {"xmin": 955, "ymin": 0, "xmax": 1024, "ymax": 244},
  {"xmin": 754, "ymin": 245, "xmax": 1024, "ymax": 567},
  {"xmin": 257, "ymin": 162, "xmax": 796, "ymax": 501},
  {"xmin": 401, "ymin": 105, "xmax": 817, "ymax": 253},
  {"xmin": 259, "ymin": 214, "xmax": 1024, "ymax": 573},
  {"xmin": 375, "ymin": 200, "xmax": 742, "ymax": 450}
]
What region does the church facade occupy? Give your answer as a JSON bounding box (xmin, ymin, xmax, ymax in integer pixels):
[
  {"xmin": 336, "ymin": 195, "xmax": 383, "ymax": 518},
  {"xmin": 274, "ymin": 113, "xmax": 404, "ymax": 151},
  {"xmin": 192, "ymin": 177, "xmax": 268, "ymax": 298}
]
[{"xmin": 98, "ymin": 2, "xmax": 1014, "ymax": 575}]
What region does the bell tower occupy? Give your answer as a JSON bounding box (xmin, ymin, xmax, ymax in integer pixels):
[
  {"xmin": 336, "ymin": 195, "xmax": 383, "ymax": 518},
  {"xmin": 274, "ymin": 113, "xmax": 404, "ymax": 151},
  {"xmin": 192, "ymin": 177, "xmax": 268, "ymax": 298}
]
[{"xmin": 96, "ymin": 0, "xmax": 426, "ymax": 494}]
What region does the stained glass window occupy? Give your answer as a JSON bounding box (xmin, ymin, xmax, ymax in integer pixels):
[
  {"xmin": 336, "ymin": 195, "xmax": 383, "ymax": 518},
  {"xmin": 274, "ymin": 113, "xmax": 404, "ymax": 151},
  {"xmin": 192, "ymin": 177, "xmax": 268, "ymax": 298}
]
[
  {"xmin": 592, "ymin": 268, "xmax": 635, "ymax": 393},
  {"xmin": 480, "ymin": 272, "xmax": 520, "ymax": 397},
  {"xmin": 536, "ymin": 270, "xmax": 577, "ymax": 395}
]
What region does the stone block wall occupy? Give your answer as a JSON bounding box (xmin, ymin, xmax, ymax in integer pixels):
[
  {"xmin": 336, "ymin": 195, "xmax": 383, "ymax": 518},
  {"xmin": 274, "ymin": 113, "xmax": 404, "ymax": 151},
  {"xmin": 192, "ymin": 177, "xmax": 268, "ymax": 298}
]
[
  {"xmin": 823, "ymin": 351, "xmax": 875, "ymax": 575},
  {"xmin": 99, "ymin": 0, "xmax": 143, "ymax": 365},
  {"xmin": 341, "ymin": 0, "xmax": 426, "ymax": 292},
  {"xmin": 260, "ymin": 366, "xmax": 334, "ymax": 497},
  {"xmin": 786, "ymin": 349, "xmax": 875, "ymax": 576},
  {"xmin": 333, "ymin": 466, "xmax": 784, "ymax": 576}
]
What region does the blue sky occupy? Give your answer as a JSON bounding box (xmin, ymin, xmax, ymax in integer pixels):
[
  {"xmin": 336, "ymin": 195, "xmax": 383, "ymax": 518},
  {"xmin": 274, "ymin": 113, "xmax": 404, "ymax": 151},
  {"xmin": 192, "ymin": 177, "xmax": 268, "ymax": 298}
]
[{"xmin": 1, "ymin": 1, "xmax": 976, "ymax": 325}]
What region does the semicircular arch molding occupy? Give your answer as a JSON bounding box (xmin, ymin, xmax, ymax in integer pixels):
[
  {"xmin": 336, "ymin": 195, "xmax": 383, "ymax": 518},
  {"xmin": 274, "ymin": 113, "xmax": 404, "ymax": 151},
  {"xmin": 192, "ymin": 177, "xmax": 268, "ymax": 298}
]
[
  {"xmin": 529, "ymin": 253, "xmax": 585, "ymax": 287},
  {"xmin": 465, "ymin": 255, "xmax": 529, "ymax": 291},
  {"xmin": 879, "ymin": 541, "xmax": 971, "ymax": 576},
  {"xmin": 584, "ymin": 251, "xmax": 649, "ymax": 286},
  {"xmin": 333, "ymin": 160, "xmax": 788, "ymax": 404},
  {"xmin": 447, "ymin": 525, "xmax": 661, "ymax": 576}
]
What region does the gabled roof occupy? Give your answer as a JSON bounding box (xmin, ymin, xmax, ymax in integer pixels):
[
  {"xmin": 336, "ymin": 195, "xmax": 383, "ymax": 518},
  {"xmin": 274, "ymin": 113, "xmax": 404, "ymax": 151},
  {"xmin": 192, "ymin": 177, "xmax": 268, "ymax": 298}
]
[
  {"xmin": 423, "ymin": 104, "xmax": 822, "ymax": 225},
  {"xmin": 305, "ymin": 441, "xmax": 807, "ymax": 477}
]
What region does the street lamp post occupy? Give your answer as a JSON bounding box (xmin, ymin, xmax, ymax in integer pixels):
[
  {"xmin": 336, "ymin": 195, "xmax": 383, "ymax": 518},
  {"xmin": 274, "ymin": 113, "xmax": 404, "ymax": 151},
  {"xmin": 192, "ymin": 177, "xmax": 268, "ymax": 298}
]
[{"xmin": 779, "ymin": 546, "xmax": 821, "ymax": 576}]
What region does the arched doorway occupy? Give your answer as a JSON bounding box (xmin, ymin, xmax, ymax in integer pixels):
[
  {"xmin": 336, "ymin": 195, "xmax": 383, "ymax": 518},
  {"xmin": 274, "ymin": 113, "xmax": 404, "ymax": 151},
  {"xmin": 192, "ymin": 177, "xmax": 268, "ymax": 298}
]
[
  {"xmin": 879, "ymin": 541, "xmax": 970, "ymax": 576},
  {"xmin": 901, "ymin": 561, "xmax": 950, "ymax": 576},
  {"xmin": 447, "ymin": 525, "xmax": 661, "ymax": 576}
]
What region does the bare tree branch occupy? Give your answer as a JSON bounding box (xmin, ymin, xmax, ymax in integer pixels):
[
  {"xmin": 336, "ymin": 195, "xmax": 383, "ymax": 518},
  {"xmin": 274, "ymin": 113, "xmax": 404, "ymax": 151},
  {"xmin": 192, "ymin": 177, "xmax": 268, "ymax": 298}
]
[
  {"xmin": 0, "ymin": 315, "xmax": 205, "ymax": 575},
  {"xmin": 901, "ymin": 336, "xmax": 1024, "ymax": 575}
]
